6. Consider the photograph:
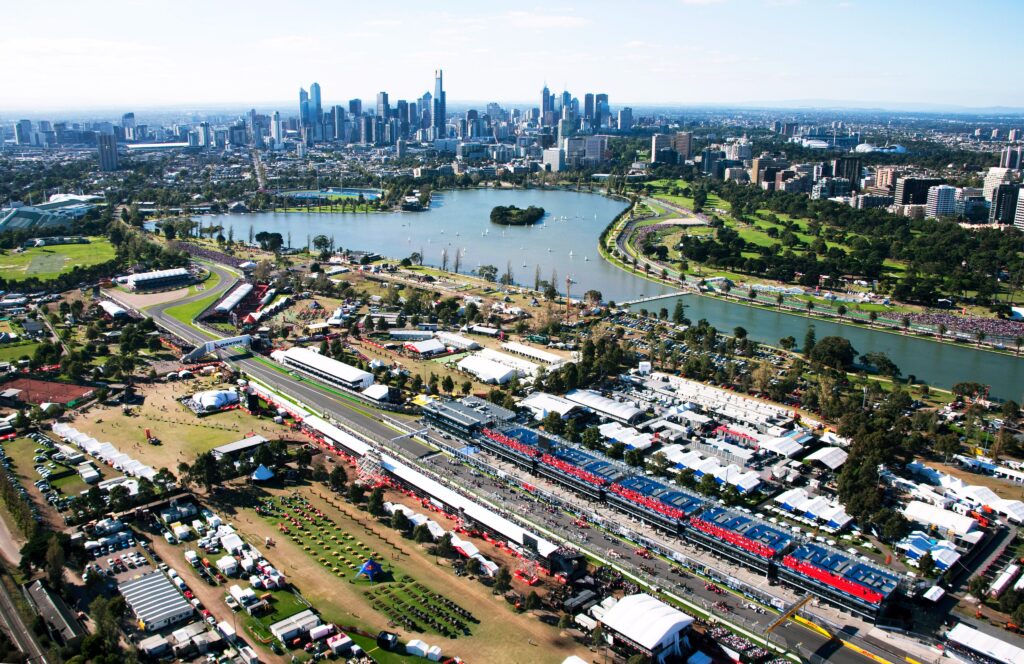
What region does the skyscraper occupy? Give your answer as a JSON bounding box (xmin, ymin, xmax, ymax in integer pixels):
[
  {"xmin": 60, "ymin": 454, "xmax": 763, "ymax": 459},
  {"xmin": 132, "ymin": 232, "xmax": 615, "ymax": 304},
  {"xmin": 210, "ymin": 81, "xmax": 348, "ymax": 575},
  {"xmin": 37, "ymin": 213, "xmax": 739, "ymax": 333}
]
[
  {"xmin": 983, "ymin": 167, "xmax": 1013, "ymax": 201},
  {"xmin": 650, "ymin": 134, "xmax": 672, "ymax": 163},
  {"xmin": 376, "ymin": 92, "xmax": 390, "ymax": 118},
  {"xmin": 309, "ymin": 82, "xmax": 322, "ymax": 124},
  {"xmin": 595, "ymin": 94, "xmax": 609, "ymax": 128},
  {"xmin": 270, "ymin": 111, "xmax": 282, "ymax": 149},
  {"xmin": 925, "ymin": 185, "xmax": 956, "ymax": 219},
  {"xmin": 432, "ymin": 69, "xmax": 446, "ymax": 137},
  {"xmin": 299, "ymin": 88, "xmax": 310, "ymax": 126},
  {"xmin": 673, "ymin": 131, "xmax": 694, "ymax": 160},
  {"xmin": 617, "ymin": 107, "xmax": 633, "ymax": 131},
  {"xmin": 14, "ymin": 120, "xmax": 32, "ymax": 145},
  {"xmin": 348, "ymin": 99, "xmax": 362, "ymax": 117},
  {"xmin": 97, "ymin": 132, "xmax": 118, "ymax": 171},
  {"xmin": 990, "ymin": 183, "xmax": 1020, "ymax": 224},
  {"xmin": 541, "ymin": 85, "xmax": 552, "ymax": 116},
  {"xmin": 121, "ymin": 112, "xmax": 136, "ymax": 129},
  {"xmin": 583, "ymin": 93, "xmax": 594, "ymax": 121}
]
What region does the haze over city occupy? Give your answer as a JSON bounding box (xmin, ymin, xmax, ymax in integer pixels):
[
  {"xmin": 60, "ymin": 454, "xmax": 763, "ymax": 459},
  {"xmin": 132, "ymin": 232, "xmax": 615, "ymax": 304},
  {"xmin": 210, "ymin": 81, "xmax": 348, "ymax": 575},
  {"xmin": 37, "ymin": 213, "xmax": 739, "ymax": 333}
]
[{"xmin": 4, "ymin": 0, "xmax": 1024, "ymax": 113}]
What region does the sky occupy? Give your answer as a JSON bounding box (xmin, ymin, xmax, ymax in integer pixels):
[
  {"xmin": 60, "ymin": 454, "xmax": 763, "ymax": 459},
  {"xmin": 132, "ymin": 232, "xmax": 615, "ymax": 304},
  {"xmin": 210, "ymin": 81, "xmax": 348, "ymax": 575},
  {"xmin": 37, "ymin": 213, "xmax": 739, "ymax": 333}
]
[{"xmin": 3, "ymin": 0, "xmax": 1023, "ymax": 115}]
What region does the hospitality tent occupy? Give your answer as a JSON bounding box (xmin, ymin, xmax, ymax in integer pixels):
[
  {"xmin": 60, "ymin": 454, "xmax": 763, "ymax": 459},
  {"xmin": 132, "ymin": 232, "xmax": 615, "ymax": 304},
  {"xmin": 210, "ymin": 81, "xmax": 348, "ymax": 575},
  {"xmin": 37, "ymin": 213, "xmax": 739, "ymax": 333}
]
[
  {"xmin": 600, "ymin": 594, "xmax": 693, "ymax": 659},
  {"xmin": 804, "ymin": 446, "xmax": 849, "ymax": 470}
]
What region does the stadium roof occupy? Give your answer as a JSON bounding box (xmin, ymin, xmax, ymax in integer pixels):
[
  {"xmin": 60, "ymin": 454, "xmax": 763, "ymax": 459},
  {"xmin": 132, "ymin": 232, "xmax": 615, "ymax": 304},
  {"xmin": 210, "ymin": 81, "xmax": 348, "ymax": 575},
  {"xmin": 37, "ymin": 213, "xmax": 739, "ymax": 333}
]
[{"xmin": 600, "ymin": 594, "xmax": 693, "ymax": 651}]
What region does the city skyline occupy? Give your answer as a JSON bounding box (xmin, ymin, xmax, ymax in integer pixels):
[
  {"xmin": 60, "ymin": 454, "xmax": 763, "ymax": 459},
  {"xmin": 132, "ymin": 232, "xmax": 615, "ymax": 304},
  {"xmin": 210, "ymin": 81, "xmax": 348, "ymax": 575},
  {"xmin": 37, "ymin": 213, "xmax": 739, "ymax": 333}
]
[{"xmin": 3, "ymin": 0, "xmax": 1024, "ymax": 113}]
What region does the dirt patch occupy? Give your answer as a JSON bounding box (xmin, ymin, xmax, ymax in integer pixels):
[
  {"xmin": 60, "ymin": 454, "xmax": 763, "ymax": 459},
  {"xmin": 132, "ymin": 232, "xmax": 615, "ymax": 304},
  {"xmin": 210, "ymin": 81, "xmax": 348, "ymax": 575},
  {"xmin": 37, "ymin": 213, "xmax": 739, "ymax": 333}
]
[
  {"xmin": 2, "ymin": 377, "xmax": 94, "ymax": 405},
  {"xmin": 114, "ymin": 286, "xmax": 191, "ymax": 309},
  {"xmin": 71, "ymin": 379, "xmax": 301, "ymax": 471}
]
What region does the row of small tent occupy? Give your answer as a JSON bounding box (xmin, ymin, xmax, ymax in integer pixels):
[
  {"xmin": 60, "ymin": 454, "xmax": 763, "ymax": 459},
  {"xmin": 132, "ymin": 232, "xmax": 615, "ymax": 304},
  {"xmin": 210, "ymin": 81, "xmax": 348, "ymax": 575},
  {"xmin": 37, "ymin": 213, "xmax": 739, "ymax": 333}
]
[
  {"xmin": 51, "ymin": 423, "xmax": 158, "ymax": 480},
  {"xmin": 383, "ymin": 502, "xmax": 446, "ymax": 539},
  {"xmin": 660, "ymin": 444, "xmax": 761, "ymax": 493},
  {"xmin": 906, "ymin": 462, "xmax": 1024, "ymax": 524},
  {"xmin": 773, "ymin": 488, "xmax": 853, "ymax": 530}
]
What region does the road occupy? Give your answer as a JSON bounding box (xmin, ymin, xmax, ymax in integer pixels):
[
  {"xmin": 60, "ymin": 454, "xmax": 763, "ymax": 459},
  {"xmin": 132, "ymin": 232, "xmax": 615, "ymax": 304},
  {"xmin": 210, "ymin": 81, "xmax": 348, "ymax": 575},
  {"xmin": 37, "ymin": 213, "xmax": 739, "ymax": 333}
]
[
  {"xmin": 138, "ymin": 263, "xmax": 905, "ymax": 664},
  {"xmin": 0, "ymin": 577, "xmax": 47, "ymax": 663}
]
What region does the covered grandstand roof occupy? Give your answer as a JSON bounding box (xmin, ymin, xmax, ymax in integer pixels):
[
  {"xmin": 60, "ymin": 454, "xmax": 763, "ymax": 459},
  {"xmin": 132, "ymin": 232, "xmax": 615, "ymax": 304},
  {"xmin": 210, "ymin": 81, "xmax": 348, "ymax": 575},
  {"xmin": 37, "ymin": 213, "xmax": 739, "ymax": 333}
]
[
  {"xmin": 600, "ymin": 594, "xmax": 693, "ymax": 651},
  {"xmin": 277, "ymin": 346, "xmax": 374, "ymax": 387},
  {"xmin": 947, "ymin": 623, "xmax": 1024, "ymax": 664},
  {"xmin": 380, "ymin": 454, "xmax": 559, "ymax": 558},
  {"xmin": 565, "ymin": 389, "xmax": 643, "ymax": 423}
]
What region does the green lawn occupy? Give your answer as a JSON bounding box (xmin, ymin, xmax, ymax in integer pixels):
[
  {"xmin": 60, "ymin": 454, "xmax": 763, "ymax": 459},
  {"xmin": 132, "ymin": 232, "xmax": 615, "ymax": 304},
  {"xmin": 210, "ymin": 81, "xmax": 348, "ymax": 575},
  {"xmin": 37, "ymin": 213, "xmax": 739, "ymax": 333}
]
[
  {"xmin": 0, "ymin": 238, "xmax": 116, "ymax": 282},
  {"xmin": 0, "ymin": 342, "xmax": 40, "ymax": 363},
  {"xmin": 162, "ymin": 291, "xmax": 223, "ymax": 327}
]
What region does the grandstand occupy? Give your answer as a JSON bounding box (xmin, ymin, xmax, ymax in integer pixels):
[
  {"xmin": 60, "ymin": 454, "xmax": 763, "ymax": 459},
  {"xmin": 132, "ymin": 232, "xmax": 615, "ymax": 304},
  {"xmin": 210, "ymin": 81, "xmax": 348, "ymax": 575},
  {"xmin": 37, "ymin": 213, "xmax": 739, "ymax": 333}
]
[
  {"xmin": 779, "ymin": 542, "xmax": 900, "ymax": 621},
  {"xmin": 687, "ymin": 506, "xmax": 793, "ymax": 573}
]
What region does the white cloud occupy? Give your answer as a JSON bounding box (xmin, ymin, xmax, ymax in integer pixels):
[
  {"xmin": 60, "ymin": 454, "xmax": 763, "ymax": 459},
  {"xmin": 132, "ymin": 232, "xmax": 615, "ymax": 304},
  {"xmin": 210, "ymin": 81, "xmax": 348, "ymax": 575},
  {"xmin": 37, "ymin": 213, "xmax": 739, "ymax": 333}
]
[{"xmin": 503, "ymin": 10, "xmax": 589, "ymax": 29}]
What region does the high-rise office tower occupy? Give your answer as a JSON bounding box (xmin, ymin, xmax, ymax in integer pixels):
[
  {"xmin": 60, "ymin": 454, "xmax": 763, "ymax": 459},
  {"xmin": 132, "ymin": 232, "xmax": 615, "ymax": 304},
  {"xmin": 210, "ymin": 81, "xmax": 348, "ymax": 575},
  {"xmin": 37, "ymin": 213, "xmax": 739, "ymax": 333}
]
[
  {"xmin": 97, "ymin": 132, "xmax": 118, "ymax": 171},
  {"xmin": 831, "ymin": 157, "xmax": 862, "ymax": 190},
  {"xmin": 309, "ymin": 82, "xmax": 322, "ymax": 124},
  {"xmin": 14, "ymin": 120, "xmax": 32, "ymax": 145},
  {"xmin": 121, "ymin": 112, "xmax": 136, "ymax": 129},
  {"xmin": 376, "ymin": 92, "xmax": 390, "ymax": 118},
  {"xmin": 595, "ymin": 93, "xmax": 609, "ymax": 128},
  {"xmin": 925, "ymin": 185, "xmax": 957, "ymax": 218},
  {"xmin": 432, "ymin": 69, "xmax": 446, "ymax": 136},
  {"xmin": 270, "ymin": 111, "xmax": 282, "ymax": 149},
  {"xmin": 1009, "ymin": 129, "xmax": 1021, "ymax": 142},
  {"xmin": 983, "ymin": 167, "xmax": 1013, "ymax": 201},
  {"xmin": 348, "ymin": 99, "xmax": 362, "ymax": 117},
  {"xmin": 331, "ymin": 105, "xmax": 346, "ymax": 142},
  {"xmin": 419, "ymin": 92, "xmax": 432, "ymax": 129},
  {"xmin": 541, "ymin": 85, "xmax": 552, "ymax": 116},
  {"xmin": 894, "ymin": 177, "xmax": 944, "ymax": 205},
  {"xmin": 990, "ymin": 183, "xmax": 1020, "ymax": 224},
  {"xmin": 875, "ymin": 166, "xmax": 898, "ymax": 190},
  {"xmin": 1000, "ymin": 146, "xmax": 1023, "ymax": 169},
  {"xmin": 583, "ymin": 93, "xmax": 594, "ymax": 121},
  {"xmin": 396, "ymin": 100, "xmax": 409, "ymax": 135},
  {"xmin": 617, "ymin": 107, "xmax": 633, "ymax": 131},
  {"xmin": 673, "ymin": 131, "xmax": 694, "ymax": 160},
  {"xmin": 299, "ymin": 88, "xmax": 310, "ymax": 125},
  {"xmin": 650, "ymin": 134, "xmax": 672, "ymax": 163}
]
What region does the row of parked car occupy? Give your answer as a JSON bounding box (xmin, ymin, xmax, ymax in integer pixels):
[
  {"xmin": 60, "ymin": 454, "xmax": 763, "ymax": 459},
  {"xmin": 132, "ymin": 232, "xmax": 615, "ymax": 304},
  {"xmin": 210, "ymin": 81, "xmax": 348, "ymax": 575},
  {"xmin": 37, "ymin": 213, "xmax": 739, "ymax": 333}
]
[{"xmin": 0, "ymin": 435, "xmax": 43, "ymax": 526}]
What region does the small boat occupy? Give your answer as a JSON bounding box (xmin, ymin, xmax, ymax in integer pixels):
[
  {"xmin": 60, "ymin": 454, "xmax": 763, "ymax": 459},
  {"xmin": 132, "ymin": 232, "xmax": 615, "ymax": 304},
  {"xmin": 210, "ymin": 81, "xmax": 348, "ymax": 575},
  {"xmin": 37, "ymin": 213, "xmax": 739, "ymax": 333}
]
[
  {"xmin": 584, "ymin": 256, "xmax": 590, "ymax": 261},
  {"xmin": 569, "ymin": 250, "xmax": 574, "ymax": 257},
  {"xmin": 522, "ymin": 261, "xmax": 527, "ymax": 268},
  {"xmin": 547, "ymin": 248, "xmax": 552, "ymax": 252}
]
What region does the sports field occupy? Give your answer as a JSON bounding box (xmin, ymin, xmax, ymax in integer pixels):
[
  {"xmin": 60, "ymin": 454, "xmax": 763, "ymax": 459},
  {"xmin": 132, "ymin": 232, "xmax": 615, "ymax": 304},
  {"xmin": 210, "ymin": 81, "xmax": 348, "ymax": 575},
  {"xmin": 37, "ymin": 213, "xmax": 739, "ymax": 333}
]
[{"xmin": 0, "ymin": 239, "xmax": 116, "ymax": 282}]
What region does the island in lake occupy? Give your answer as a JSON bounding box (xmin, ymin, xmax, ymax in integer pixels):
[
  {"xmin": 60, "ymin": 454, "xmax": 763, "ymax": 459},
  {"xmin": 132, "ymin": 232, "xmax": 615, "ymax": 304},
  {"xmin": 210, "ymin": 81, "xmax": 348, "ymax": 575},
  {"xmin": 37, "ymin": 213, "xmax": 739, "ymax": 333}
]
[{"xmin": 489, "ymin": 205, "xmax": 545, "ymax": 225}]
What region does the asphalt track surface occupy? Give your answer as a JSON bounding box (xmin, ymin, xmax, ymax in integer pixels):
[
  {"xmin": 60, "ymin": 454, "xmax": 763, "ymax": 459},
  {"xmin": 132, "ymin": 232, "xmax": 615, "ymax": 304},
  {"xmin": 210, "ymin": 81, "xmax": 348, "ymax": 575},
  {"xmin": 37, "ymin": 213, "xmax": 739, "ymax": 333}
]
[{"xmin": 141, "ymin": 263, "xmax": 898, "ymax": 664}]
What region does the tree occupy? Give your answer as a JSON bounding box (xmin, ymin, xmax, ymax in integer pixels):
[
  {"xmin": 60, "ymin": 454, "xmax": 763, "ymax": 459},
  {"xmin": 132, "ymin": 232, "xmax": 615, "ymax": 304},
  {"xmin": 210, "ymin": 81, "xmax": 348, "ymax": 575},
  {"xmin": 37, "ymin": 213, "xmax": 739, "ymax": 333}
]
[
  {"xmin": 581, "ymin": 426, "xmax": 602, "ymax": 450},
  {"xmin": 188, "ymin": 452, "xmax": 221, "ymax": 492},
  {"xmin": 918, "ymin": 551, "xmax": 935, "ymax": 578},
  {"xmin": 477, "ymin": 264, "xmax": 499, "ymax": 282},
  {"xmin": 368, "ymin": 487, "xmax": 386, "ymax": 516},
  {"xmin": 697, "ymin": 473, "xmax": 719, "ymax": 495},
  {"xmin": 493, "ymin": 566, "xmax": 512, "ymax": 594},
  {"xmin": 434, "ymin": 533, "xmax": 455, "ymax": 558},
  {"xmin": 803, "ymin": 325, "xmax": 816, "ymax": 356},
  {"xmin": 861, "ymin": 351, "xmax": 901, "ymax": 379},
  {"xmin": 391, "ymin": 510, "xmax": 411, "ymax": 532},
  {"xmin": 558, "ymin": 613, "xmax": 573, "ymax": 629},
  {"xmin": 46, "ymin": 535, "xmax": 65, "ymax": 590},
  {"xmin": 441, "ymin": 375, "xmax": 455, "ymax": 394},
  {"xmin": 524, "ymin": 590, "xmax": 541, "ymax": 611},
  {"xmin": 413, "ymin": 524, "xmax": 433, "ymax": 543},
  {"xmin": 779, "ymin": 336, "xmax": 796, "ymax": 351},
  {"xmin": 809, "ymin": 336, "xmax": 857, "ymax": 370},
  {"xmin": 328, "ymin": 466, "xmax": 348, "ymax": 493},
  {"xmin": 590, "ymin": 625, "xmax": 605, "ymax": 648},
  {"xmin": 348, "ymin": 482, "xmax": 365, "ymax": 504}
]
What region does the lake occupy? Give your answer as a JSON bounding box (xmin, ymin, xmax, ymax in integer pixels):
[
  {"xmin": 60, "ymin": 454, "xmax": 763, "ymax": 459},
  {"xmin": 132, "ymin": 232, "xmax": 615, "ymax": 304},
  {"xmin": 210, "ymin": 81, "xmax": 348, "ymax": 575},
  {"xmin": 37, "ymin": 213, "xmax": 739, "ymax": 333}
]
[{"xmin": 199, "ymin": 188, "xmax": 1023, "ymax": 398}]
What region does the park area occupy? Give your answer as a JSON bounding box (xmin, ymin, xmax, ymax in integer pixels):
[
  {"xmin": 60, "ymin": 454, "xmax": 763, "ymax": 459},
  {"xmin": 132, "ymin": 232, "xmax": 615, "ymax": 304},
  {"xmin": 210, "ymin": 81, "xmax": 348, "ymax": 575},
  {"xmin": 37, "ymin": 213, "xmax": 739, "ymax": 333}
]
[
  {"xmin": 71, "ymin": 379, "xmax": 301, "ymax": 471},
  {"xmin": 0, "ymin": 238, "xmax": 116, "ymax": 282},
  {"xmin": 206, "ymin": 484, "xmax": 585, "ymax": 664}
]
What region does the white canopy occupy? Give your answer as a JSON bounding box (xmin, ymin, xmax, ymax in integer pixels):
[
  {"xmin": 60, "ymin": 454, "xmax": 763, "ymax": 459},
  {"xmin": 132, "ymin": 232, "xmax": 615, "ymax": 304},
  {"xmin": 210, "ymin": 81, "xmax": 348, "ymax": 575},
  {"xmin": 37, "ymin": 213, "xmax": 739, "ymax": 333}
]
[{"xmin": 600, "ymin": 594, "xmax": 693, "ymax": 652}]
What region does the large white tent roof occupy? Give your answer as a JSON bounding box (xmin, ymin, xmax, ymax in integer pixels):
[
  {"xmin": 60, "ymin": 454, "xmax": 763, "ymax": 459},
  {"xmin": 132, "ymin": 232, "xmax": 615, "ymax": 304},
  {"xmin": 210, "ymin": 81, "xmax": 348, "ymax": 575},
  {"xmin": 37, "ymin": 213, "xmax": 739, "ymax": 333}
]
[
  {"xmin": 599, "ymin": 594, "xmax": 693, "ymax": 651},
  {"xmin": 804, "ymin": 446, "xmax": 849, "ymax": 469},
  {"xmin": 947, "ymin": 623, "xmax": 1024, "ymax": 664},
  {"xmin": 904, "ymin": 501, "xmax": 977, "ymax": 537}
]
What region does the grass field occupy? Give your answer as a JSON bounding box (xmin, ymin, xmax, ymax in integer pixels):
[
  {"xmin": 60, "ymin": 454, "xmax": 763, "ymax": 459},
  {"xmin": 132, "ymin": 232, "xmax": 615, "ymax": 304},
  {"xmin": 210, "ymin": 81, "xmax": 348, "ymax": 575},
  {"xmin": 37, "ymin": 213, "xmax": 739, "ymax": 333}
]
[
  {"xmin": 163, "ymin": 290, "xmax": 224, "ymax": 327},
  {"xmin": 0, "ymin": 342, "xmax": 40, "ymax": 363},
  {"xmin": 0, "ymin": 239, "xmax": 116, "ymax": 282}
]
